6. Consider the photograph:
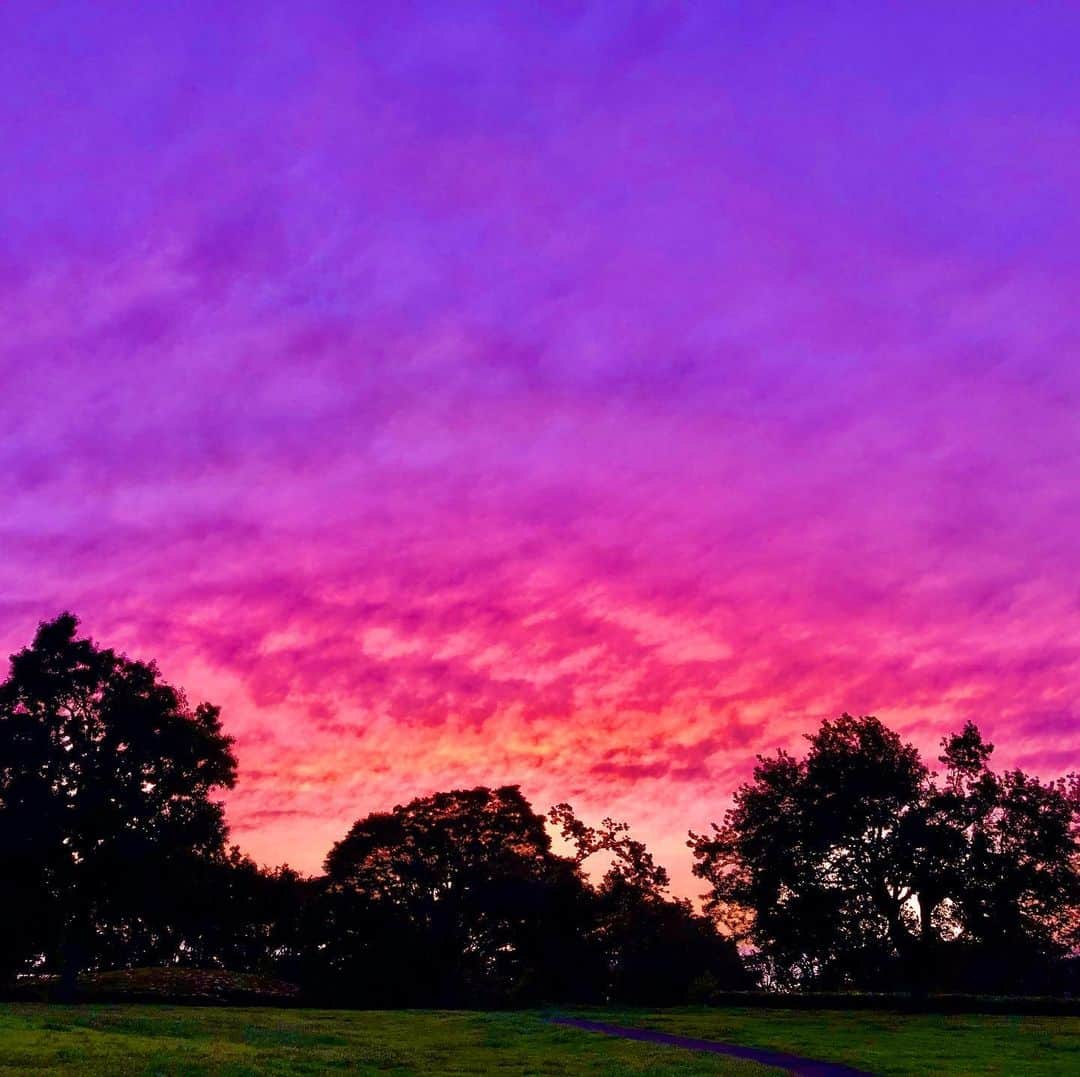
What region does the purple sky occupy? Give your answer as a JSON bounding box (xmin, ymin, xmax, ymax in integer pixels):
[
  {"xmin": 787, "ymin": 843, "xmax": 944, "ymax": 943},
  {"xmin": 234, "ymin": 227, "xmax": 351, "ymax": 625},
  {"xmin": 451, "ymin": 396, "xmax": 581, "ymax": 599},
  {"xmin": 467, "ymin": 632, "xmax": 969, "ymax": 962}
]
[{"xmin": 2, "ymin": 3, "xmax": 1078, "ymax": 891}]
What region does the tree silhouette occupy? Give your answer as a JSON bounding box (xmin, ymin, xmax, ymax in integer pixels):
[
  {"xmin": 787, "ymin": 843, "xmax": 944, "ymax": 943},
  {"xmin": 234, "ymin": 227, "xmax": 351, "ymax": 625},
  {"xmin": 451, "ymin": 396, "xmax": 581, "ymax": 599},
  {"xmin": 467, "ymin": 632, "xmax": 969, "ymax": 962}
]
[
  {"xmin": 551, "ymin": 803, "xmax": 749, "ymax": 1002},
  {"xmin": 322, "ymin": 785, "xmax": 593, "ymax": 1005},
  {"xmin": 2, "ymin": 613, "xmax": 1073, "ymax": 1003},
  {"xmin": 928, "ymin": 723, "xmax": 1080, "ymax": 990},
  {"xmin": 690, "ymin": 714, "xmax": 1080, "ymax": 992},
  {"xmin": 0, "ymin": 614, "xmax": 237, "ymax": 992},
  {"xmin": 549, "ymin": 802, "xmax": 671, "ymax": 896}
]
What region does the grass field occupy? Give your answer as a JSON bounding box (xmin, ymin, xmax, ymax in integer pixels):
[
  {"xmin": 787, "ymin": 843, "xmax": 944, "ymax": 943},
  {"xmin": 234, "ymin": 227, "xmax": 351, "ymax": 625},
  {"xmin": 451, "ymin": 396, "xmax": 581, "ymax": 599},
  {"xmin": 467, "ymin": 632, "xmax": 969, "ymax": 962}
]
[
  {"xmin": 0, "ymin": 1003, "xmax": 1077, "ymax": 1075},
  {"xmin": 612, "ymin": 1007, "xmax": 1080, "ymax": 1075}
]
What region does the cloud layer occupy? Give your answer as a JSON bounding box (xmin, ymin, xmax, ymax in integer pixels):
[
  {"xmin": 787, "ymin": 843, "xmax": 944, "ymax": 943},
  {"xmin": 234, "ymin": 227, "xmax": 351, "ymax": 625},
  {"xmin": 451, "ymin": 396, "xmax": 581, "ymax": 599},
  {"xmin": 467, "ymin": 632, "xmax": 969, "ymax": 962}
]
[{"xmin": 2, "ymin": 3, "xmax": 1078, "ymax": 892}]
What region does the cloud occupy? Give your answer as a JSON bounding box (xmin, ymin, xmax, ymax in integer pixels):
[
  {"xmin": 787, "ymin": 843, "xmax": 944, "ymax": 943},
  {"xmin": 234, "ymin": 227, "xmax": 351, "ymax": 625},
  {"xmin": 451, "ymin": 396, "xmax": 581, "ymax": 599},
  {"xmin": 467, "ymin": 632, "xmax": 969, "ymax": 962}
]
[{"xmin": 1, "ymin": 3, "xmax": 1078, "ymax": 894}]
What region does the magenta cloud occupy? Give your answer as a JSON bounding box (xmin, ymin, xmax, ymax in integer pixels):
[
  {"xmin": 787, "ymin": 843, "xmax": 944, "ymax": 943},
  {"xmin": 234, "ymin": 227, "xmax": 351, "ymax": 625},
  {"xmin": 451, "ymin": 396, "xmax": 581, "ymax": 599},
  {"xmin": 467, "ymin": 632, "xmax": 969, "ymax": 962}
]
[{"xmin": 1, "ymin": 3, "xmax": 1078, "ymax": 894}]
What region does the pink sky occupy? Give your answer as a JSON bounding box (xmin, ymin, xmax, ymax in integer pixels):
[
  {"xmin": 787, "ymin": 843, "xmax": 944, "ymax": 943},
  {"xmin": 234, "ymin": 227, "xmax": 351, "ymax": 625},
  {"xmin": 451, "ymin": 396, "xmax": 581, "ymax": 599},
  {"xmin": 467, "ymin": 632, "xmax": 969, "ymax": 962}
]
[{"xmin": 2, "ymin": 3, "xmax": 1078, "ymax": 895}]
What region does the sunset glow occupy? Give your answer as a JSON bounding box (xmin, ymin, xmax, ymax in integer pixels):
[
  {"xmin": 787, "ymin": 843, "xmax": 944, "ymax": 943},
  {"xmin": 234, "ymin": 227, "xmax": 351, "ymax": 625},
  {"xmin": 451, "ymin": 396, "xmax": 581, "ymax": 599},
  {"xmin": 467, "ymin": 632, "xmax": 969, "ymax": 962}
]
[{"xmin": 3, "ymin": 3, "xmax": 1078, "ymax": 895}]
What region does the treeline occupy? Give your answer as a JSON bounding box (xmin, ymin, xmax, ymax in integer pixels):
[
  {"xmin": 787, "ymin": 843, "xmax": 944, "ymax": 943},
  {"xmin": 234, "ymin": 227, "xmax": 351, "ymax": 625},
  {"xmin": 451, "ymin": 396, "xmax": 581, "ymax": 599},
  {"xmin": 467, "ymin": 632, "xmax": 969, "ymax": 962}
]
[
  {"xmin": 692, "ymin": 714, "xmax": 1080, "ymax": 995},
  {"xmin": 1, "ymin": 615, "xmax": 1077, "ymax": 1005}
]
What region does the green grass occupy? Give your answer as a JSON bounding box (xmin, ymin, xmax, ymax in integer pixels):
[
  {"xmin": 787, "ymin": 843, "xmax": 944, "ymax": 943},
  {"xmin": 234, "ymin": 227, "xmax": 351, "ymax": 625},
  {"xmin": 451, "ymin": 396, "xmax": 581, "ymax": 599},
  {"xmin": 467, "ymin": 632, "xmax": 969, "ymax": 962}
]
[
  {"xmin": 0, "ymin": 1003, "xmax": 1076, "ymax": 1075},
  {"xmin": 0, "ymin": 1005, "xmax": 771, "ymax": 1075},
  {"xmin": 607, "ymin": 1007, "xmax": 1080, "ymax": 1076}
]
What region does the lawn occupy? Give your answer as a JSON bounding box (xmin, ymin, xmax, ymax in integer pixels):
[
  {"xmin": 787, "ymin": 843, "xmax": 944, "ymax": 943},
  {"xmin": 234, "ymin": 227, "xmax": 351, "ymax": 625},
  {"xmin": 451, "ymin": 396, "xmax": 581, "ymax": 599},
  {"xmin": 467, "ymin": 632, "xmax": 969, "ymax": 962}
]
[
  {"xmin": 0, "ymin": 1003, "xmax": 1076, "ymax": 1075},
  {"xmin": 0, "ymin": 1006, "xmax": 770, "ymax": 1076},
  {"xmin": 609, "ymin": 1007, "xmax": 1080, "ymax": 1076}
]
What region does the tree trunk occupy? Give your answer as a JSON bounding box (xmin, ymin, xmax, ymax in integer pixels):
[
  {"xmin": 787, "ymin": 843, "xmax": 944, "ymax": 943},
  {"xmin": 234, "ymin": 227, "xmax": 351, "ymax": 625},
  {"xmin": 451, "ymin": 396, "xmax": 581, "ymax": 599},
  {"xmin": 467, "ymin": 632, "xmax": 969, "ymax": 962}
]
[
  {"xmin": 56, "ymin": 942, "xmax": 82, "ymax": 1002},
  {"xmin": 54, "ymin": 916, "xmax": 88, "ymax": 1003},
  {"xmin": 914, "ymin": 894, "xmax": 940, "ymax": 998}
]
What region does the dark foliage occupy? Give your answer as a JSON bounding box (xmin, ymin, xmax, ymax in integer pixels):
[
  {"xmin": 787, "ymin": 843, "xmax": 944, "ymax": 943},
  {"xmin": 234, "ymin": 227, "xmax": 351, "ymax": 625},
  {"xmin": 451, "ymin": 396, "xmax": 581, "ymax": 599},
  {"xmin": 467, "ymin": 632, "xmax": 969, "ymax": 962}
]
[
  {"xmin": 549, "ymin": 803, "xmax": 750, "ymax": 1004},
  {"xmin": 315, "ymin": 785, "xmax": 594, "ymax": 1006},
  {"xmin": 690, "ymin": 714, "xmax": 1080, "ymax": 994},
  {"xmin": 0, "ymin": 614, "xmax": 237, "ymax": 992},
  {"xmin": 2, "ymin": 617, "xmax": 1076, "ymax": 1005},
  {"xmin": 306, "ymin": 788, "xmax": 747, "ymax": 1007}
]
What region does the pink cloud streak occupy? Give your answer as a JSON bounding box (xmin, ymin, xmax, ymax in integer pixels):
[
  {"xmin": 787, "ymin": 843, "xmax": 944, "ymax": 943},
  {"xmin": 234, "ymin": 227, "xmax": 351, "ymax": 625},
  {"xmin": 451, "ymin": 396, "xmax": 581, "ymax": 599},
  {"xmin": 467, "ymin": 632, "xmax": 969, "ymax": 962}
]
[{"xmin": 1, "ymin": 3, "xmax": 1077, "ymax": 895}]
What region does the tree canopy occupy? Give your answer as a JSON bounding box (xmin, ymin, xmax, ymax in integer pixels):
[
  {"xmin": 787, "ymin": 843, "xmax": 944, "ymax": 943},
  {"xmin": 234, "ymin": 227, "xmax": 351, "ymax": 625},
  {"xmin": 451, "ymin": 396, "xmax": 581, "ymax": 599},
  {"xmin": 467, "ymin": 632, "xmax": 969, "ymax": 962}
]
[
  {"xmin": 690, "ymin": 714, "xmax": 1080, "ymax": 992},
  {"xmin": 0, "ymin": 614, "xmax": 237, "ymax": 986},
  {"xmin": 1, "ymin": 615, "xmax": 1076, "ymax": 1004},
  {"xmin": 322, "ymin": 785, "xmax": 583, "ymax": 1005}
]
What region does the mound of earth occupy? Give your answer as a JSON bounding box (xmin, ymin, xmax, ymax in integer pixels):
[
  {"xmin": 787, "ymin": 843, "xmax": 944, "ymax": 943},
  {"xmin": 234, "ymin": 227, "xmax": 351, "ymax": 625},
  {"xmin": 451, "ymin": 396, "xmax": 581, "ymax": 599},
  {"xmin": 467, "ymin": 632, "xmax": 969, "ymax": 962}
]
[{"xmin": 17, "ymin": 967, "xmax": 301, "ymax": 1005}]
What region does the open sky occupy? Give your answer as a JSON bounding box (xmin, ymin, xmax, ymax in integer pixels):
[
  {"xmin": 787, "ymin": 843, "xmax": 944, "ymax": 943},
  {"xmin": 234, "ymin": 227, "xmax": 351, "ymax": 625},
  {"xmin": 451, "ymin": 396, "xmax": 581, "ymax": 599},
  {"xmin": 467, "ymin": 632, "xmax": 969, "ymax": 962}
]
[{"xmin": 2, "ymin": 2, "xmax": 1078, "ymax": 893}]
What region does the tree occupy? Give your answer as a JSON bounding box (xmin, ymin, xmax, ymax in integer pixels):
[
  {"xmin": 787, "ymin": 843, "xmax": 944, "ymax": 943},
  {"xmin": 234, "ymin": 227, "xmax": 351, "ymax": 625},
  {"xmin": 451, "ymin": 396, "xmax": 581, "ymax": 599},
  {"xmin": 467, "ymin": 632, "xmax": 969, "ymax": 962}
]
[
  {"xmin": 551, "ymin": 803, "xmax": 750, "ymax": 1002},
  {"xmin": 690, "ymin": 714, "xmax": 1080, "ymax": 992},
  {"xmin": 322, "ymin": 785, "xmax": 593, "ymax": 1005},
  {"xmin": 927, "ymin": 724, "xmax": 1080, "ymax": 991},
  {"xmin": 549, "ymin": 803, "xmax": 672, "ymax": 897},
  {"xmin": 0, "ymin": 614, "xmax": 237, "ymax": 990},
  {"xmin": 138, "ymin": 847, "xmax": 312, "ymax": 978}
]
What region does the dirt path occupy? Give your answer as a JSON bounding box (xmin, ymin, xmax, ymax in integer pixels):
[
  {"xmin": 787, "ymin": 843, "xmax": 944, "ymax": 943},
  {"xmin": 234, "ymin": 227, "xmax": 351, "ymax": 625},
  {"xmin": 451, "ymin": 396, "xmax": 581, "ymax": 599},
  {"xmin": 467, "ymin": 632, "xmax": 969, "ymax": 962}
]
[{"xmin": 548, "ymin": 1017, "xmax": 874, "ymax": 1076}]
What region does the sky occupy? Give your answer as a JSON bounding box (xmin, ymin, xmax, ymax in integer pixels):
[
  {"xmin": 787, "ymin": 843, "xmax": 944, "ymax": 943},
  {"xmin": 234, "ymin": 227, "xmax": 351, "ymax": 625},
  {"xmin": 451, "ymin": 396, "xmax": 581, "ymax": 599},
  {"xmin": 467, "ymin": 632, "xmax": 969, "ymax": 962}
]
[{"xmin": 1, "ymin": 2, "xmax": 1078, "ymax": 895}]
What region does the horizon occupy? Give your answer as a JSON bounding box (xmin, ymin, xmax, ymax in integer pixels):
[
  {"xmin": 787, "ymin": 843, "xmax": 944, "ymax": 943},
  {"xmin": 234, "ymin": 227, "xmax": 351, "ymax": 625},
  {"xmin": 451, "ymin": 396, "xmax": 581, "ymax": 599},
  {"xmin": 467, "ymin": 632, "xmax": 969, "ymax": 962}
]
[{"xmin": 3, "ymin": 2, "xmax": 1078, "ymax": 898}]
